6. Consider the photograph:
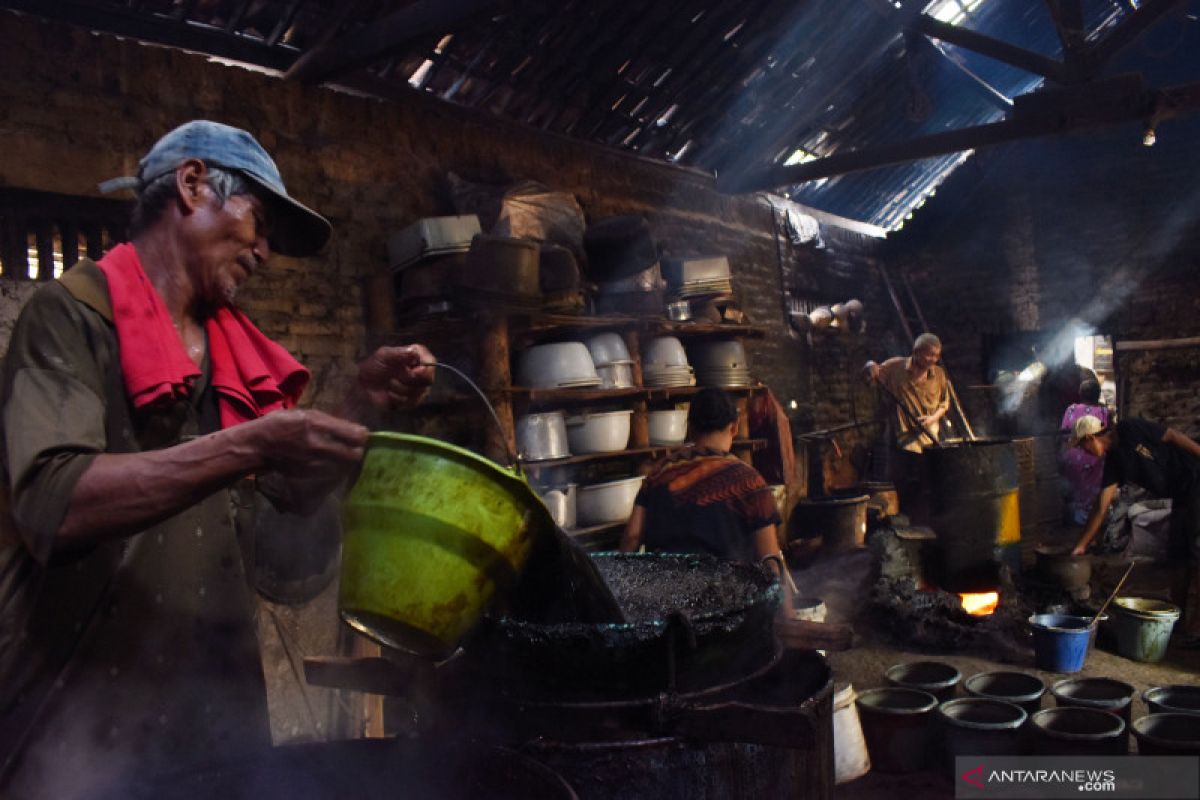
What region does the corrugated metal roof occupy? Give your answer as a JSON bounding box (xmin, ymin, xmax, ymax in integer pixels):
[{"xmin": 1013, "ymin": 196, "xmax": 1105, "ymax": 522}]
[{"xmin": 3, "ymin": 0, "xmax": 1193, "ymax": 232}]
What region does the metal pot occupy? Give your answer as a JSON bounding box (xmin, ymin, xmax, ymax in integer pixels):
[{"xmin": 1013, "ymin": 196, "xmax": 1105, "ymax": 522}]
[
  {"xmin": 595, "ymin": 362, "xmax": 635, "ymax": 389},
  {"xmin": 460, "ymin": 234, "xmax": 540, "ymax": 297},
  {"xmin": 1034, "ymin": 544, "xmax": 1091, "ymax": 589},
  {"xmin": 539, "ymin": 484, "xmax": 578, "ymax": 530},
  {"xmin": 474, "ymin": 553, "xmax": 782, "ymax": 702},
  {"xmin": 518, "ymin": 650, "xmax": 833, "ymax": 800},
  {"xmin": 565, "ymin": 410, "xmax": 632, "ymax": 454},
  {"xmin": 516, "ymin": 411, "xmax": 571, "ymax": 461},
  {"xmin": 576, "ymin": 475, "xmax": 642, "ymax": 525},
  {"xmin": 648, "ymin": 408, "xmax": 688, "ymax": 446},
  {"xmin": 515, "ymin": 342, "xmax": 599, "ymax": 389},
  {"xmin": 583, "ymin": 332, "xmax": 631, "ymax": 366},
  {"xmin": 665, "ymin": 300, "xmax": 692, "ymax": 321}
]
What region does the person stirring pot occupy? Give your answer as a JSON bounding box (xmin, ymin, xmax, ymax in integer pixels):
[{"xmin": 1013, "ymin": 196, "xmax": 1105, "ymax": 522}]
[{"xmin": 0, "ymin": 120, "xmax": 433, "ymax": 798}]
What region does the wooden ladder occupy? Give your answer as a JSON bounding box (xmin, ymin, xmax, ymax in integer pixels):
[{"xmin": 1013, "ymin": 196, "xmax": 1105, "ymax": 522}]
[{"xmin": 877, "ymin": 263, "xmax": 977, "ymax": 441}]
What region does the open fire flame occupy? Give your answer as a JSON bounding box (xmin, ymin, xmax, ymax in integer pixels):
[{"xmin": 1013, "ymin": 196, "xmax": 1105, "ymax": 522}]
[{"xmin": 959, "ymin": 591, "xmax": 999, "ymax": 616}]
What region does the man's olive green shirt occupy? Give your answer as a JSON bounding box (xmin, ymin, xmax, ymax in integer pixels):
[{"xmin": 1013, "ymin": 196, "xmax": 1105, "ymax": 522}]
[{"xmin": 0, "ymin": 260, "xmax": 272, "ymax": 798}]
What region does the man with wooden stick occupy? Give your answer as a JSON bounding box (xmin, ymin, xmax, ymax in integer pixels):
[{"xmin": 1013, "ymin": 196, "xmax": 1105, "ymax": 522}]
[{"xmin": 863, "ymin": 332, "xmax": 951, "ymax": 454}]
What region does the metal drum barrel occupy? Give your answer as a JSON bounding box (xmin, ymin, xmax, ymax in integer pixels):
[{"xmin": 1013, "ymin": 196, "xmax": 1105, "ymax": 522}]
[{"xmin": 925, "ymin": 439, "xmax": 1021, "ymax": 592}]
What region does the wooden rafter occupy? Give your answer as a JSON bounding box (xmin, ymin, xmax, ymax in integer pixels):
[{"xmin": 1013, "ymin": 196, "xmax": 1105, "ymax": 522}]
[
  {"xmin": 266, "ymin": 0, "xmax": 305, "ymax": 47},
  {"xmin": 1043, "ymin": 0, "xmax": 1085, "ymax": 60},
  {"xmin": 283, "ymin": 0, "xmax": 504, "ymax": 84},
  {"xmin": 0, "ymin": 0, "xmax": 298, "ymax": 69},
  {"xmin": 910, "ymin": 13, "xmax": 1068, "ymax": 83}
]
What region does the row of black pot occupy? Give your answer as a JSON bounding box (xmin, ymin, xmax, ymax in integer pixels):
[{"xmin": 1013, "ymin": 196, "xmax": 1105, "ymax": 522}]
[{"xmin": 855, "ymin": 663, "xmax": 1200, "ymax": 774}]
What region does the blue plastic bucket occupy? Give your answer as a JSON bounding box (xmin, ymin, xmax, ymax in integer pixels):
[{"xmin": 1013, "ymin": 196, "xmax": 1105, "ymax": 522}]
[{"xmin": 1029, "ymin": 614, "xmax": 1091, "ymax": 673}]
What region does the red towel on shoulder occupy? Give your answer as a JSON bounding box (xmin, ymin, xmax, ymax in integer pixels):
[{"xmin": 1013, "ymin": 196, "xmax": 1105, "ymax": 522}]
[{"xmin": 95, "ymin": 243, "xmax": 309, "ymax": 429}]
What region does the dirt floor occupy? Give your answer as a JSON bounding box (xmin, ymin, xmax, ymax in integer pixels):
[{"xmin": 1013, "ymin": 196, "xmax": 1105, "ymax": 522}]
[{"xmin": 789, "ymin": 529, "xmax": 1200, "ymax": 800}]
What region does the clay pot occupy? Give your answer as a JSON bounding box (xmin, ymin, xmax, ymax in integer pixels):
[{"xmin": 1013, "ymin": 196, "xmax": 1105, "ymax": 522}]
[{"xmin": 1034, "ymin": 545, "xmax": 1091, "ymax": 589}]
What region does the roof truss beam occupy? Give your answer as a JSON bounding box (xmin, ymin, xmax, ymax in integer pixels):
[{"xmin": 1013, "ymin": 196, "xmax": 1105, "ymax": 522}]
[
  {"xmin": 718, "ymin": 76, "xmax": 1200, "ymax": 193},
  {"xmin": 910, "ymin": 12, "xmax": 1069, "ymax": 83}
]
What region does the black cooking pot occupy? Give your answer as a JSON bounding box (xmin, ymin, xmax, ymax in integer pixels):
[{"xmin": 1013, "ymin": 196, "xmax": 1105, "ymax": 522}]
[
  {"xmin": 470, "ymin": 553, "xmax": 781, "ymax": 702},
  {"xmin": 519, "ymin": 649, "xmax": 835, "ymax": 797}
]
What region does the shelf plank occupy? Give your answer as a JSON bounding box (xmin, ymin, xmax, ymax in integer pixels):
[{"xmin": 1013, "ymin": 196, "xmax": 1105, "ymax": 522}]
[
  {"xmin": 651, "ymin": 320, "xmax": 766, "ymax": 339},
  {"xmin": 521, "ymin": 439, "xmax": 768, "ymax": 471},
  {"xmin": 377, "ymin": 312, "xmax": 766, "ymax": 344},
  {"xmin": 645, "ymin": 384, "xmax": 766, "ymax": 401},
  {"xmin": 508, "ymin": 386, "xmax": 647, "ymax": 406}
]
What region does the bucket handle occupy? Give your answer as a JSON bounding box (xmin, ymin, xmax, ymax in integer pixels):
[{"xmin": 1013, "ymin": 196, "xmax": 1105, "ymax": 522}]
[{"xmin": 420, "ymin": 361, "xmax": 520, "ymax": 469}]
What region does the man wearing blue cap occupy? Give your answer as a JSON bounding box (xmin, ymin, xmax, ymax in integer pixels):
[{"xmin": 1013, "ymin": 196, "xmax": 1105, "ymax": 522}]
[{"xmin": 0, "ymin": 121, "xmax": 434, "ymax": 797}]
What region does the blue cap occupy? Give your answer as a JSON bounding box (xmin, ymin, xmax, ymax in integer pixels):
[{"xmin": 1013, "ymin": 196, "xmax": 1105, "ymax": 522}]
[{"xmin": 100, "ymin": 120, "xmax": 331, "ymax": 257}]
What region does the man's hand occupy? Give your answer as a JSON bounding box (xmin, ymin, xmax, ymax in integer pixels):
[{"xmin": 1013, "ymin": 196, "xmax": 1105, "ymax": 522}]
[
  {"xmin": 356, "ymin": 344, "xmax": 435, "ymax": 410},
  {"xmin": 246, "ymin": 408, "xmax": 371, "ymax": 478},
  {"xmin": 1070, "ymin": 542, "xmax": 1088, "ymax": 556}
]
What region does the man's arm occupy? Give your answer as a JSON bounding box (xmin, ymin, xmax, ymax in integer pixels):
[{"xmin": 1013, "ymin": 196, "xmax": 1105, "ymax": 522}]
[
  {"xmin": 266, "ymin": 344, "xmax": 436, "ymax": 513},
  {"xmin": 754, "ymin": 525, "xmax": 796, "ymax": 614},
  {"xmin": 1072, "ymin": 482, "xmax": 1119, "ymax": 555},
  {"xmin": 619, "ymin": 505, "xmax": 645, "ymax": 552},
  {"xmin": 1164, "ymin": 427, "xmax": 1200, "ymax": 460},
  {"xmin": 58, "ymin": 408, "xmax": 369, "ymax": 556},
  {"xmin": 919, "ymin": 369, "xmax": 951, "ymax": 427}
]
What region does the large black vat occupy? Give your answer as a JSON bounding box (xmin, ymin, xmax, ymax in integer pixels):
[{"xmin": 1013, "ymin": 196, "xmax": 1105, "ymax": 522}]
[{"xmin": 925, "ymin": 439, "xmax": 1021, "ymax": 592}]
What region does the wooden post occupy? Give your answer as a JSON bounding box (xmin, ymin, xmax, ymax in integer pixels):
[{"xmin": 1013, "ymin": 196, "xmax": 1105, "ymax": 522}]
[
  {"xmin": 478, "ymin": 314, "xmax": 516, "ymax": 464},
  {"xmin": 35, "ymin": 221, "xmax": 56, "ymax": 281},
  {"xmin": 350, "ymin": 635, "xmax": 385, "ymax": 738},
  {"xmin": 59, "ymin": 221, "xmax": 79, "ymax": 270},
  {"xmin": 624, "ymin": 329, "xmax": 650, "ymax": 449}
]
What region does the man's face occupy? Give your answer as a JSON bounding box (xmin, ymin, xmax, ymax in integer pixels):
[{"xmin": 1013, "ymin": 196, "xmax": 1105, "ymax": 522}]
[
  {"xmin": 186, "ymin": 184, "xmax": 271, "ymax": 307},
  {"xmin": 913, "ymin": 344, "xmax": 941, "ymax": 371}
]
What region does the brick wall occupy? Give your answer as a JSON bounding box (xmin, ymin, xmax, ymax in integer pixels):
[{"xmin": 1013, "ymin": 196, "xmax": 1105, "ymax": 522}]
[{"xmin": 0, "ymin": 10, "xmax": 899, "ymax": 457}]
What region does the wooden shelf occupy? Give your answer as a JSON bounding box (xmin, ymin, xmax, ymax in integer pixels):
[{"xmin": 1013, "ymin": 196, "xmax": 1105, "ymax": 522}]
[
  {"xmin": 521, "ymin": 439, "xmax": 768, "ymax": 472},
  {"xmin": 645, "ymin": 384, "xmax": 765, "ymax": 401},
  {"xmin": 521, "ymin": 446, "xmax": 665, "ymax": 470},
  {"xmin": 508, "ymin": 386, "xmax": 646, "ymax": 406},
  {"xmin": 367, "ymin": 298, "xmax": 769, "ymax": 467},
  {"xmin": 650, "ymin": 320, "xmax": 766, "ymax": 339}
]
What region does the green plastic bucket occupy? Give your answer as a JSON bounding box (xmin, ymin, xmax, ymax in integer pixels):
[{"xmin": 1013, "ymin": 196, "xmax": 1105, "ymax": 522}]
[
  {"xmin": 1109, "ymin": 597, "xmax": 1180, "ymax": 663},
  {"xmin": 340, "ymin": 432, "xmax": 555, "ymax": 657}
]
